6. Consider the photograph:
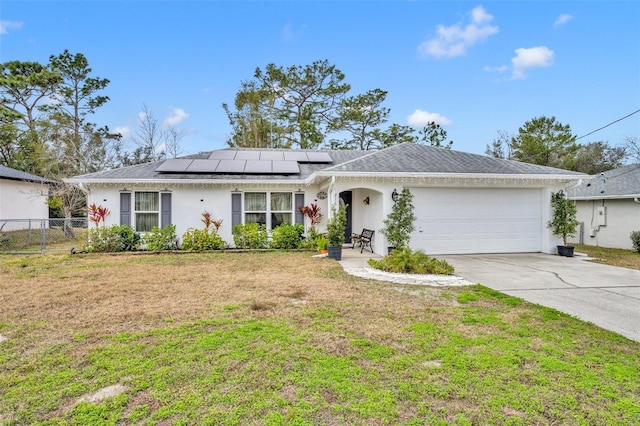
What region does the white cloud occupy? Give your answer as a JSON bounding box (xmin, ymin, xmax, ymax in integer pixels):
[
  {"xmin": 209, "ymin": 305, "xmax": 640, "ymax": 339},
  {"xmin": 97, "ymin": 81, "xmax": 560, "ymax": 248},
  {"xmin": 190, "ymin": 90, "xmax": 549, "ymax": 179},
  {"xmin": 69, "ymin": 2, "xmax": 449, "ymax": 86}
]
[
  {"xmin": 483, "ymin": 65, "xmax": 508, "ymax": 73},
  {"xmin": 163, "ymin": 108, "xmax": 189, "ymax": 128},
  {"xmin": 554, "ymin": 14, "xmax": 573, "ymax": 27},
  {"xmin": 511, "ymin": 46, "xmax": 554, "ymax": 79},
  {"xmin": 281, "ymin": 23, "xmax": 307, "ymax": 42},
  {"xmin": 114, "ymin": 126, "xmax": 132, "ymax": 138},
  {"xmin": 407, "ymin": 109, "xmax": 452, "ymax": 127},
  {"xmin": 0, "ymin": 20, "xmax": 24, "ymax": 35},
  {"xmin": 418, "ymin": 5, "xmax": 499, "ymax": 58}
]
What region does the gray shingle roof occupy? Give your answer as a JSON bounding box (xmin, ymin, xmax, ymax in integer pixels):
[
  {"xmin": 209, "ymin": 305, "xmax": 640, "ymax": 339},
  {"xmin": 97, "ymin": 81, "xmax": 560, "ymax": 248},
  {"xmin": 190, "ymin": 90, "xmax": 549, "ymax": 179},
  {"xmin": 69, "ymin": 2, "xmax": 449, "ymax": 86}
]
[
  {"xmin": 568, "ymin": 164, "xmax": 640, "ymax": 199},
  {"xmin": 323, "ymin": 143, "xmax": 584, "ymax": 175},
  {"xmin": 67, "ymin": 143, "xmax": 583, "ymax": 183},
  {"xmin": 0, "ymin": 165, "xmax": 56, "ymax": 184}
]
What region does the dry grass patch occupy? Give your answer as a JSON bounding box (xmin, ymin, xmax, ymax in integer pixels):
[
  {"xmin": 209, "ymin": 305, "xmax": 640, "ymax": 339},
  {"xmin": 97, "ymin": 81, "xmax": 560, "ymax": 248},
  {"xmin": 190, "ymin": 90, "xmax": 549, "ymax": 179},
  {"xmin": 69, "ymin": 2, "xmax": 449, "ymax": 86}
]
[{"xmin": 1, "ymin": 251, "xmax": 639, "ymax": 425}]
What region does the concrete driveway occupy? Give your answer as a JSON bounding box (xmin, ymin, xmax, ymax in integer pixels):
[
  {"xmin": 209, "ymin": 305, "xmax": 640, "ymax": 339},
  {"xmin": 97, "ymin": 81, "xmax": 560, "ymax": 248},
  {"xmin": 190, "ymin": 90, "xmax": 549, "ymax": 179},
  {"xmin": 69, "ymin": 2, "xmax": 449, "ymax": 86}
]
[{"xmin": 440, "ymin": 253, "xmax": 640, "ymax": 342}]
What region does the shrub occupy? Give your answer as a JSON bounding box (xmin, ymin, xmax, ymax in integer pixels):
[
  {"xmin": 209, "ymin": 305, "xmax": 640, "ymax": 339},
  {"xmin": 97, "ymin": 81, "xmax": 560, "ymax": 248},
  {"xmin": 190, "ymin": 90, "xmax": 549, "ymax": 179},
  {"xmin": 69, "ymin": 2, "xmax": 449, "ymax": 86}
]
[
  {"xmin": 233, "ymin": 223, "xmax": 269, "ymax": 249},
  {"xmin": 380, "ymin": 188, "xmax": 416, "ymax": 249},
  {"xmin": 270, "ymin": 224, "xmax": 305, "ymax": 249},
  {"xmin": 368, "ymin": 247, "xmax": 454, "ymax": 275},
  {"xmin": 327, "ymin": 204, "xmax": 348, "ymax": 246},
  {"xmin": 181, "ymin": 228, "xmax": 226, "ymax": 251},
  {"xmin": 142, "ymin": 225, "xmax": 178, "ymax": 251},
  {"xmin": 83, "ymin": 225, "xmax": 140, "ymax": 253},
  {"xmin": 547, "ymin": 190, "xmax": 579, "ymax": 246},
  {"xmin": 631, "ymin": 231, "xmax": 640, "ymax": 253}
]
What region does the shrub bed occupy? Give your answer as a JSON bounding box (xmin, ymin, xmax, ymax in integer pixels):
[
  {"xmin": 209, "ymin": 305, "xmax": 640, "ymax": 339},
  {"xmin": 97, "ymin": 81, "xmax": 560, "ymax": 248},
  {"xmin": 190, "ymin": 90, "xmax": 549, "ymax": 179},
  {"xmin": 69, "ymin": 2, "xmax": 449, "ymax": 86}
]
[{"xmin": 368, "ymin": 247, "xmax": 454, "ymax": 275}]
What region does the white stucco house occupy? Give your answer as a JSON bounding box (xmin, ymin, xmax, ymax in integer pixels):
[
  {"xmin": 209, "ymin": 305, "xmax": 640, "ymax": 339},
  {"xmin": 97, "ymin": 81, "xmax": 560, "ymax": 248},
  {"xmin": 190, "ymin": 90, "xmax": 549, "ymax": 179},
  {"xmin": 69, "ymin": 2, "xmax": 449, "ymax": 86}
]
[
  {"xmin": 567, "ymin": 164, "xmax": 640, "ymax": 250},
  {"xmin": 0, "ymin": 165, "xmax": 53, "ymax": 226},
  {"xmin": 66, "ymin": 143, "xmax": 584, "ymax": 256}
]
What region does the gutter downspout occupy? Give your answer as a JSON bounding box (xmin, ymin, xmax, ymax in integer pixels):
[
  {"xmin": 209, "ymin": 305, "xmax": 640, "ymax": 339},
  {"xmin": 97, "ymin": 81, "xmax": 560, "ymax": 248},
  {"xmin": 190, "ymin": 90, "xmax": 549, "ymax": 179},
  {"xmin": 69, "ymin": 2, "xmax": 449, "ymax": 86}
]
[
  {"xmin": 634, "ymin": 198, "xmax": 640, "ymax": 204},
  {"xmin": 328, "ymin": 176, "xmax": 336, "ymax": 216}
]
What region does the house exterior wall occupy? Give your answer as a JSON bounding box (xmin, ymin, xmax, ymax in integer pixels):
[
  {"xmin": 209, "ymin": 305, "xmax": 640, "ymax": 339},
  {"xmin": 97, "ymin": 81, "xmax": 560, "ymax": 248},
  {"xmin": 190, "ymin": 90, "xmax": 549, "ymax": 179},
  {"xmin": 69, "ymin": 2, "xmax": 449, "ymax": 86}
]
[
  {"xmin": 86, "ymin": 184, "xmax": 325, "ymax": 247},
  {"xmin": 0, "ymin": 179, "xmax": 49, "ymax": 220},
  {"xmin": 570, "ymin": 199, "xmax": 640, "ymax": 250},
  {"xmin": 85, "ymin": 179, "xmax": 569, "ymax": 256}
]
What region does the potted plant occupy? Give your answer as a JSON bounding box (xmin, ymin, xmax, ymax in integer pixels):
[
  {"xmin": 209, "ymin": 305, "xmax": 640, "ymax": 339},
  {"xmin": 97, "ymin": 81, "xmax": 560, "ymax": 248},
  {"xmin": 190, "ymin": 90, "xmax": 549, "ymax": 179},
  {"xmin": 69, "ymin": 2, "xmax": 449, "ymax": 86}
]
[
  {"xmin": 380, "ymin": 188, "xmax": 416, "ymax": 254},
  {"xmin": 547, "ymin": 190, "xmax": 580, "ymax": 257},
  {"xmin": 316, "ymin": 234, "xmax": 328, "ymax": 254},
  {"xmin": 326, "ymin": 203, "xmax": 348, "ymax": 260}
]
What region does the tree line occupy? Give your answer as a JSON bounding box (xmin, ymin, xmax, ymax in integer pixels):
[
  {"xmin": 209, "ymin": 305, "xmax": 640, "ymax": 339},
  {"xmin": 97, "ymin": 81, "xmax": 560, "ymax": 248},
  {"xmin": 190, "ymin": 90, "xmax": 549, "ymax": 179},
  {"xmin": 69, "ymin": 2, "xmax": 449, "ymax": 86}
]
[
  {"xmin": 222, "ymin": 59, "xmax": 453, "ymax": 151},
  {"xmin": 486, "ymin": 116, "xmax": 638, "ymax": 174},
  {"xmin": 2, "ymin": 53, "xmax": 638, "ymax": 181}
]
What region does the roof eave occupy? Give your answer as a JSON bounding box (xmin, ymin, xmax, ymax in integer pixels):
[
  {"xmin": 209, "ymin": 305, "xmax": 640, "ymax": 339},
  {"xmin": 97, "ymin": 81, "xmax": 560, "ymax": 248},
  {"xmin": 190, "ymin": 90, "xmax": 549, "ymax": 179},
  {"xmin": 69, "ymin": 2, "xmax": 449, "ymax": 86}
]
[{"xmin": 570, "ymin": 194, "xmax": 640, "ymax": 201}]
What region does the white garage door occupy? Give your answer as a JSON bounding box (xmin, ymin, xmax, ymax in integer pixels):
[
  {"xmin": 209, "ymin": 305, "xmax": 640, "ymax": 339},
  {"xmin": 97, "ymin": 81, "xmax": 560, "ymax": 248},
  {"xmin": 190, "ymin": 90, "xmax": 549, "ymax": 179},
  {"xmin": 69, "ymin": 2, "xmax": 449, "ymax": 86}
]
[{"xmin": 410, "ymin": 188, "xmax": 542, "ymax": 255}]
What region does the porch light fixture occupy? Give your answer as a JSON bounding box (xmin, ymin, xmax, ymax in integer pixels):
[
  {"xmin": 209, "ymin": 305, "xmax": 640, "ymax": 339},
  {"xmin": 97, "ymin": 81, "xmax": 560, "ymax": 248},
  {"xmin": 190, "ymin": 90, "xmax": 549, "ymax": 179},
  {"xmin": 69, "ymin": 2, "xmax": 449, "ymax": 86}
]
[{"xmin": 391, "ymin": 189, "xmax": 399, "ymax": 203}]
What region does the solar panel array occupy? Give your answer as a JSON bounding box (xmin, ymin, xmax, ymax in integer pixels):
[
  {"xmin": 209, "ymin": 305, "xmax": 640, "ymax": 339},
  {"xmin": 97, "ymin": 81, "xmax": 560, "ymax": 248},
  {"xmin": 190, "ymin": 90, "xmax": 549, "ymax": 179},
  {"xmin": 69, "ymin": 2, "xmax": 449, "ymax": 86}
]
[{"xmin": 156, "ymin": 150, "xmax": 333, "ymax": 174}]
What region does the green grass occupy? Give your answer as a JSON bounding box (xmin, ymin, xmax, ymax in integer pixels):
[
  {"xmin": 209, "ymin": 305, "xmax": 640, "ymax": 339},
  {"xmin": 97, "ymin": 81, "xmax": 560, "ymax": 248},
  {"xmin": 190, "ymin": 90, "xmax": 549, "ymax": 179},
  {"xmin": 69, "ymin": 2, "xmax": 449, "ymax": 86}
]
[
  {"xmin": 0, "ymin": 252, "xmax": 639, "ymax": 425},
  {"xmin": 575, "ymin": 244, "xmax": 640, "ymax": 270}
]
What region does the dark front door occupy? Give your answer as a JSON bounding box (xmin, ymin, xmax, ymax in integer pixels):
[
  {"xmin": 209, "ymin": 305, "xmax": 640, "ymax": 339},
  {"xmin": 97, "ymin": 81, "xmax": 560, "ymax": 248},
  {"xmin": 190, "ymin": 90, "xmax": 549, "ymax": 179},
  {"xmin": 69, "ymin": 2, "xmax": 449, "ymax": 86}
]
[{"xmin": 339, "ymin": 191, "xmax": 352, "ymax": 243}]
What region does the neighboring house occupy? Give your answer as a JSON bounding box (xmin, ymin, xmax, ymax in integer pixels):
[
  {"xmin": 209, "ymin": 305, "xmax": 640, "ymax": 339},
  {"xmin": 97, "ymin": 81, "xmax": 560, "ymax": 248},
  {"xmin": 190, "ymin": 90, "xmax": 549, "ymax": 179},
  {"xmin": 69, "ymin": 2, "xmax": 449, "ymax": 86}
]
[
  {"xmin": 567, "ymin": 164, "xmax": 640, "ymax": 250},
  {"xmin": 66, "ymin": 143, "xmax": 583, "ymax": 255},
  {"xmin": 0, "ymin": 165, "xmax": 54, "ymax": 224}
]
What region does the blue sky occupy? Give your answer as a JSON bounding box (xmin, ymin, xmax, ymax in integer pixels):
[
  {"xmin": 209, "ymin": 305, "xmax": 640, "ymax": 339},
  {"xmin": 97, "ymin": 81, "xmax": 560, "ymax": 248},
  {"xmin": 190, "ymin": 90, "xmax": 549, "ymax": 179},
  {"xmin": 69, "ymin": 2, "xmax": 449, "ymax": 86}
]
[{"xmin": 1, "ymin": 1, "xmax": 639, "ymax": 157}]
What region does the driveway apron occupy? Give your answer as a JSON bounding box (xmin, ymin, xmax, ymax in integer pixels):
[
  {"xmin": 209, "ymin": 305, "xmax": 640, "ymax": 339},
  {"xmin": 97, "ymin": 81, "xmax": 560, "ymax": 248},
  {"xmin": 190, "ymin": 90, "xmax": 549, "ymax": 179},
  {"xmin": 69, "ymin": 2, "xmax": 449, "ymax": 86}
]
[{"xmin": 440, "ymin": 253, "xmax": 640, "ymax": 342}]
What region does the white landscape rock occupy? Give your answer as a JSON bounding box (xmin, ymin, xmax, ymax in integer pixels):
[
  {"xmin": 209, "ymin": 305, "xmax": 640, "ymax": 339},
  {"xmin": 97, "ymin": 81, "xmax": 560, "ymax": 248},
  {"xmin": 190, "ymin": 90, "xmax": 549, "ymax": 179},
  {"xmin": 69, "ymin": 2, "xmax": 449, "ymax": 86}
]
[
  {"xmin": 0, "ymin": 334, "xmax": 7, "ymax": 344},
  {"xmin": 345, "ymin": 267, "xmax": 473, "ymax": 287},
  {"xmin": 77, "ymin": 384, "xmax": 128, "ymax": 404}
]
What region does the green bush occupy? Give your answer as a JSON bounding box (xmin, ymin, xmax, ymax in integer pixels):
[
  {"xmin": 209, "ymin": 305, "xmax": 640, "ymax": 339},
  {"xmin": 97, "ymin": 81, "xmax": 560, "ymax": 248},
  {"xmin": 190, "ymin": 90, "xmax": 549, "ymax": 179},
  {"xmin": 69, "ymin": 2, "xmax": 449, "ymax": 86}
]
[
  {"xmin": 83, "ymin": 225, "xmax": 140, "ymax": 253},
  {"xmin": 368, "ymin": 247, "xmax": 454, "ymax": 275},
  {"xmin": 181, "ymin": 228, "xmax": 226, "ymax": 251},
  {"xmin": 232, "ymin": 223, "xmax": 268, "ymax": 249},
  {"xmin": 631, "ymin": 230, "xmax": 640, "ymax": 253},
  {"xmin": 142, "ymin": 225, "xmax": 178, "ymax": 251},
  {"xmin": 270, "ymin": 224, "xmax": 305, "ymax": 249}
]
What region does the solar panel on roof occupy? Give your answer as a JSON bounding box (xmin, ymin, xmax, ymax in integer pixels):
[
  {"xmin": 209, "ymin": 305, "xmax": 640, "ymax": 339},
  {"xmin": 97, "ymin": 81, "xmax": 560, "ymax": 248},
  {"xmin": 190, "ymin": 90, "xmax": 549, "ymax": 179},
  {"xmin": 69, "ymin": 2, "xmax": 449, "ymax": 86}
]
[
  {"xmin": 208, "ymin": 150, "xmax": 237, "ymax": 160},
  {"xmin": 216, "ymin": 159, "xmax": 247, "ymax": 173},
  {"xmin": 156, "ymin": 159, "xmax": 193, "ymax": 172},
  {"xmin": 235, "ymin": 151, "xmax": 261, "ymax": 160},
  {"xmin": 305, "ymin": 152, "xmax": 333, "ymax": 163},
  {"xmin": 284, "ymin": 151, "xmax": 309, "ymax": 162},
  {"xmin": 244, "ymin": 160, "xmax": 273, "ymax": 173},
  {"xmin": 259, "ymin": 151, "xmax": 285, "ymax": 161},
  {"xmin": 186, "ymin": 159, "xmax": 220, "ymax": 172},
  {"xmin": 272, "ymin": 160, "xmax": 300, "ymax": 174}
]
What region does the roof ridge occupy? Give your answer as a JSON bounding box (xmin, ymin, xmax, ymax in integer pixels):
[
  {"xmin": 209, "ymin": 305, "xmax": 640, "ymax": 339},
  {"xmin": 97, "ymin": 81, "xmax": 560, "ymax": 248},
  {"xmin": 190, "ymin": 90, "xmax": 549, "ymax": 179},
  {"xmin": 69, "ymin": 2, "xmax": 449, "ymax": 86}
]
[{"xmin": 319, "ymin": 142, "xmax": 409, "ymax": 172}]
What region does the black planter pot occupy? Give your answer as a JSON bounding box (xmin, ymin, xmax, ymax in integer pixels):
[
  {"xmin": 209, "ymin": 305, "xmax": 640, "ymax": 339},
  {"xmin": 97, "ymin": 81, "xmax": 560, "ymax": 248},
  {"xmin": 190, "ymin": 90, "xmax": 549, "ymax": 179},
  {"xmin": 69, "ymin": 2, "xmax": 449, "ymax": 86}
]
[
  {"xmin": 328, "ymin": 245, "xmax": 343, "ymax": 261},
  {"xmin": 557, "ymin": 245, "xmax": 575, "ymax": 257},
  {"xmin": 387, "ymin": 246, "xmax": 396, "ymax": 255}
]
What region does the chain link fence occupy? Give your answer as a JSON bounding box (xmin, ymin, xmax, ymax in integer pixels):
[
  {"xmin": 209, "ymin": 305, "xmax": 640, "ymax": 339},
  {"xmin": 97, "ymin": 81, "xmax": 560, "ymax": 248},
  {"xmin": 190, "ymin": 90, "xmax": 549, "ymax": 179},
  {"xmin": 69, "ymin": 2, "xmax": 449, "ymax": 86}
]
[{"xmin": 0, "ymin": 218, "xmax": 87, "ymax": 253}]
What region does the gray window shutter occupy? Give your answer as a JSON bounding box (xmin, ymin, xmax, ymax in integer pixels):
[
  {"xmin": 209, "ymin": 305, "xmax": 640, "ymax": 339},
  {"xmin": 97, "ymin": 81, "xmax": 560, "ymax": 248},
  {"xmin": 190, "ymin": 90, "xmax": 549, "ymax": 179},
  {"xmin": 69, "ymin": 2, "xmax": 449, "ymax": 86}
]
[
  {"xmin": 231, "ymin": 193, "xmax": 242, "ymax": 226},
  {"xmin": 161, "ymin": 193, "xmax": 172, "ymax": 228},
  {"xmin": 295, "ymin": 193, "xmax": 305, "ymax": 225},
  {"xmin": 120, "ymin": 192, "xmax": 131, "ymax": 226}
]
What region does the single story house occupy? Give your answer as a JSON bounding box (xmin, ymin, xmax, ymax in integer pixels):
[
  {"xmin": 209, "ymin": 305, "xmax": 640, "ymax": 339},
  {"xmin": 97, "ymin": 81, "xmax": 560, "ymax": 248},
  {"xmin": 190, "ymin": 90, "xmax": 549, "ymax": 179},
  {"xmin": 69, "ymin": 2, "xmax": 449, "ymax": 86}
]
[
  {"xmin": 0, "ymin": 165, "xmax": 54, "ymax": 225},
  {"xmin": 66, "ymin": 142, "xmax": 584, "ymax": 256},
  {"xmin": 567, "ymin": 164, "xmax": 640, "ymax": 250}
]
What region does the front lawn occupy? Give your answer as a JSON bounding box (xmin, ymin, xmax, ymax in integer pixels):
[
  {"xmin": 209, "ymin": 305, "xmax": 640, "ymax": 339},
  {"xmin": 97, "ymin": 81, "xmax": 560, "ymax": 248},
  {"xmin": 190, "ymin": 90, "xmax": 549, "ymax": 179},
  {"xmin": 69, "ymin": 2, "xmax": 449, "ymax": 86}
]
[
  {"xmin": 575, "ymin": 244, "xmax": 640, "ymax": 270},
  {"xmin": 0, "ymin": 252, "xmax": 638, "ymax": 425}
]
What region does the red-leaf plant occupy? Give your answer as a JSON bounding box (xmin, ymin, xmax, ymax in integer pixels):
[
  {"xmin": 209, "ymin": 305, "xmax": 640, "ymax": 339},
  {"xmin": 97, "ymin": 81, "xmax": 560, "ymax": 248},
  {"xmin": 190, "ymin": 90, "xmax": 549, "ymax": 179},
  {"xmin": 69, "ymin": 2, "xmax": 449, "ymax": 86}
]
[
  {"xmin": 202, "ymin": 211, "xmax": 223, "ymax": 231},
  {"xmin": 299, "ymin": 203, "xmax": 323, "ymax": 230},
  {"xmin": 88, "ymin": 203, "xmax": 110, "ymax": 227}
]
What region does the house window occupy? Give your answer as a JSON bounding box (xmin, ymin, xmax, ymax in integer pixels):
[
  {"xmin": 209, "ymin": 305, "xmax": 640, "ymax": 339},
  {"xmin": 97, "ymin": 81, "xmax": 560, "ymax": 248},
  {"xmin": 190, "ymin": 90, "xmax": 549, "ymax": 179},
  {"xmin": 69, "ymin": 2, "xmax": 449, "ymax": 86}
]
[
  {"xmin": 244, "ymin": 192, "xmax": 292, "ymax": 229},
  {"xmin": 134, "ymin": 192, "xmax": 159, "ymax": 232}
]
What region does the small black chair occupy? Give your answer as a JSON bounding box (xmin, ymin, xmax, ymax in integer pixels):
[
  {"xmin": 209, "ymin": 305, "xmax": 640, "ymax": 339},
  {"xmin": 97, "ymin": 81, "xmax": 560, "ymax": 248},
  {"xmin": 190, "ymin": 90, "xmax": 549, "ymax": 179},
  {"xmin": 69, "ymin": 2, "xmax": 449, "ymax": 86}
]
[{"xmin": 351, "ymin": 228, "xmax": 374, "ymax": 253}]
